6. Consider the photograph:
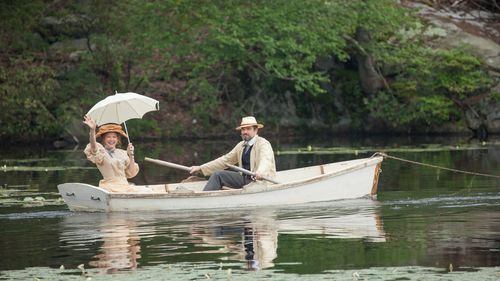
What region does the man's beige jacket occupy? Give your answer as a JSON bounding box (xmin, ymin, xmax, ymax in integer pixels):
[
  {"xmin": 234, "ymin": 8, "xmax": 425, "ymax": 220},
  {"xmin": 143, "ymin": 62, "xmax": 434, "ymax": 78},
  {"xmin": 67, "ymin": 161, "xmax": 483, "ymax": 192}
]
[{"xmin": 200, "ymin": 135, "xmax": 276, "ymax": 180}]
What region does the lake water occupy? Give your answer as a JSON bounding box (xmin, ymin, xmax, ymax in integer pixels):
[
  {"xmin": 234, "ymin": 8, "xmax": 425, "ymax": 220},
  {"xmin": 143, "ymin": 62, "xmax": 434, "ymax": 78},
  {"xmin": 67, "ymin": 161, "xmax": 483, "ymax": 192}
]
[{"xmin": 1, "ymin": 135, "xmax": 499, "ymax": 280}]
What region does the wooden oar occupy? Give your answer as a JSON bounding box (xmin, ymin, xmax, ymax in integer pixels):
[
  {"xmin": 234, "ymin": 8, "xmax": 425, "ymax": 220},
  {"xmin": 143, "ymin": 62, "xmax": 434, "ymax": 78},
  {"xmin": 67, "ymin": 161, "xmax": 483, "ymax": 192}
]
[
  {"xmin": 225, "ymin": 164, "xmax": 280, "ymax": 184},
  {"xmin": 144, "ymin": 157, "xmax": 191, "ymax": 172},
  {"xmin": 145, "ymin": 157, "xmax": 279, "ymax": 185}
]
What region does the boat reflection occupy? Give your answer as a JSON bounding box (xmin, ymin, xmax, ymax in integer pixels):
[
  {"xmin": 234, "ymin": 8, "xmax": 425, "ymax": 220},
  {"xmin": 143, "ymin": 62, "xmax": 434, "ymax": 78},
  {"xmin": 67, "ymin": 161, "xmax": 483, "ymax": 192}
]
[
  {"xmin": 58, "ymin": 199, "xmax": 385, "ymax": 272},
  {"xmin": 276, "ymin": 209, "xmax": 386, "ymax": 242},
  {"xmin": 188, "ymin": 200, "xmax": 385, "ymax": 270}
]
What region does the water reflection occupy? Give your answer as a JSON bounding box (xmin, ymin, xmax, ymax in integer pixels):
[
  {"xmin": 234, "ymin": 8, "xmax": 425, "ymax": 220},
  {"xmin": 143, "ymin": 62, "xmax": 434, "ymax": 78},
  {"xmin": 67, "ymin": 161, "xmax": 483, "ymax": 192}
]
[
  {"xmin": 88, "ymin": 218, "xmax": 141, "ymax": 273},
  {"xmin": 243, "ymin": 225, "xmax": 277, "ymax": 270},
  {"xmin": 58, "ymin": 199, "xmax": 385, "ymax": 273},
  {"xmin": 189, "ymin": 209, "xmax": 279, "ymax": 270},
  {"xmin": 59, "ymin": 213, "xmax": 146, "ymax": 273}
]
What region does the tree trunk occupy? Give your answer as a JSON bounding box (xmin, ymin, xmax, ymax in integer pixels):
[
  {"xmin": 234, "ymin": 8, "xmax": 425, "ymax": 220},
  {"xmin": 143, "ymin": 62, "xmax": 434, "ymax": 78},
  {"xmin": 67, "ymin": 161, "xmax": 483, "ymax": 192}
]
[{"xmin": 354, "ymin": 28, "xmax": 384, "ymax": 96}]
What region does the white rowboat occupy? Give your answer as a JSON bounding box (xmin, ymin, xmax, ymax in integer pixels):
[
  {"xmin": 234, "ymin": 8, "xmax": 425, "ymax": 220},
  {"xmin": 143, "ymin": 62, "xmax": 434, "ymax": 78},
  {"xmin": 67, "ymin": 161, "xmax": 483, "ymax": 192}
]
[{"xmin": 58, "ymin": 156, "xmax": 383, "ymax": 212}]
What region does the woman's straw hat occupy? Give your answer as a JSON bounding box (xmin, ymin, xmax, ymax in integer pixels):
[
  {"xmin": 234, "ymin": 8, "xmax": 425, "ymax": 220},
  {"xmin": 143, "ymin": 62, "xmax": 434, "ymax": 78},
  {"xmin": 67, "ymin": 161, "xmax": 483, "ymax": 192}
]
[
  {"xmin": 95, "ymin": 123, "xmax": 128, "ymax": 138},
  {"xmin": 235, "ymin": 116, "xmax": 264, "ymax": 130}
]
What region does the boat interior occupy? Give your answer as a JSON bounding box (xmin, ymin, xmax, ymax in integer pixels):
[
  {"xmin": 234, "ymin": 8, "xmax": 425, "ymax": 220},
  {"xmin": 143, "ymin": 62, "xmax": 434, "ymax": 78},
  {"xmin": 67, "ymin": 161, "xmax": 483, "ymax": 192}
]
[{"xmin": 143, "ymin": 158, "xmax": 372, "ymax": 194}]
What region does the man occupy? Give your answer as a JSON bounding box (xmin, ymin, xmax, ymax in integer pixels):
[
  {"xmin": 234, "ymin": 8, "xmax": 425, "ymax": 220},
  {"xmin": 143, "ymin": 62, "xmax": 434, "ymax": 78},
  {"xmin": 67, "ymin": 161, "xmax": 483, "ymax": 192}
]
[{"xmin": 190, "ymin": 116, "xmax": 276, "ymax": 191}]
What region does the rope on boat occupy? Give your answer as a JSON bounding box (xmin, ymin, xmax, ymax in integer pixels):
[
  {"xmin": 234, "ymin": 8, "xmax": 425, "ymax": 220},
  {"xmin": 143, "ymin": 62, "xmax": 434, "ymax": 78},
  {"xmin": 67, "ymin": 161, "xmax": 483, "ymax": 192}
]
[{"xmin": 371, "ymin": 152, "xmax": 500, "ymax": 179}]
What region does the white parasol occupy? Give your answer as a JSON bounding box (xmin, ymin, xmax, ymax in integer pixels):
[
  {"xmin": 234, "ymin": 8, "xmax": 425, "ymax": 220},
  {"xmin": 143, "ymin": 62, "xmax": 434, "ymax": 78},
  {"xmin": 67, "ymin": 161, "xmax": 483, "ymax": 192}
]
[{"xmin": 86, "ymin": 92, "xmax": 159, "ymax": 142}]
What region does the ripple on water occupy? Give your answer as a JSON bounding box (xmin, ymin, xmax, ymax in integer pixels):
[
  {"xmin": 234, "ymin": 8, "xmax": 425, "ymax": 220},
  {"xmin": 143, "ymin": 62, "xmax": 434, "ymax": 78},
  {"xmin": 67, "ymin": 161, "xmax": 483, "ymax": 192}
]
[
  {"xmin": 0, "ymin": 210, "xmax": 71, "ymax": 220},
  {"xmin": 383, "ymin": 193, "xmax": 500, "ymax": 209}
]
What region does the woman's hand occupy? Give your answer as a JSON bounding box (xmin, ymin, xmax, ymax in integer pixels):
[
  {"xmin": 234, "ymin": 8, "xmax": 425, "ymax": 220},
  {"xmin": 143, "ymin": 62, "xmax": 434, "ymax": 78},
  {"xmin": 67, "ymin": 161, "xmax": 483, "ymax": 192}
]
[
  {"xmin": 127, "ymin": 143, "xmax": 135, "ymax": 157},
  {"xmin": 84, "ymin": 115, "xmax": 98, "ymax": 150},
  {"xmin": 83, "ymin": 115, "xmax": 96, "ymax": 131}
]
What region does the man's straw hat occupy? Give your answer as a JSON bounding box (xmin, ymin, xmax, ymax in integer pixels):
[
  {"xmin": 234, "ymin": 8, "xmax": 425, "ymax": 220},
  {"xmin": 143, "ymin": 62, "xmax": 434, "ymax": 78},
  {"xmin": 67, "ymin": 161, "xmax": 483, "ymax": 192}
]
[{"xmin": 235, "ymin": 116, "xmax": 264, "ymax": 130}]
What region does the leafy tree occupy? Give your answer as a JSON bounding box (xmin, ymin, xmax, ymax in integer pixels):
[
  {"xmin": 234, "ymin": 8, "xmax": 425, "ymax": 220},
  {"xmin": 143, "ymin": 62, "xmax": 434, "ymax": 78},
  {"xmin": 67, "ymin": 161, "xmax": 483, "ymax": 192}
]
[
  {"xmin": 0, "ymin": 0, "xmax": 495, "ymax": 140},
  {"xmin": 367, "ymin": 45, "xmax": 493, "ymax": 130},
  {"xmin": 110, "ymin": 0, "xmax": 414, "ymax": 129}
]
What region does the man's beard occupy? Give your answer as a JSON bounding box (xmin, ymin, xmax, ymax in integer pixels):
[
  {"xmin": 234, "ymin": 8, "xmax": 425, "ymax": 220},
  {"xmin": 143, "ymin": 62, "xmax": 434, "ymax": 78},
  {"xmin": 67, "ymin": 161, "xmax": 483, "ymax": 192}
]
[{"xmin": 241, "ymin": 134, "xmax": 251, "ymax": 141}]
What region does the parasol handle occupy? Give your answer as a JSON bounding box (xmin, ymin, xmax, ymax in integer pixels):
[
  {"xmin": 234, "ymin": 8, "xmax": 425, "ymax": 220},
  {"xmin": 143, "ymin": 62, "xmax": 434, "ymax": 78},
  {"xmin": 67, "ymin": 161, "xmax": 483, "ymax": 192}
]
[{"xmin": 123, "ymin": 121, "xmax": 131, "ymax": 144}]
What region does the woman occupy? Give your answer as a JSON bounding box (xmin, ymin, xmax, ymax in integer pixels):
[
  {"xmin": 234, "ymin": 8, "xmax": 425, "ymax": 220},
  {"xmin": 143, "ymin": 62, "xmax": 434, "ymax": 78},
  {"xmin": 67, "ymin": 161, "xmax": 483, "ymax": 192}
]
[{"xmin": 83, "ymin": 115, "xmax": 149, "ymax": 192}]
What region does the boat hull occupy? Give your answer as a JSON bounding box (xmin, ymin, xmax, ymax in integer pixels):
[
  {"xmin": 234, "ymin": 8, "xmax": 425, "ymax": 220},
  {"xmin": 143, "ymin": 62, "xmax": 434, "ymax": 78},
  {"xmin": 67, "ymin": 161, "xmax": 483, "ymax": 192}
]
[{"xmin": 58, "ymin": 156, "xmax": 383, "ymax": 212}]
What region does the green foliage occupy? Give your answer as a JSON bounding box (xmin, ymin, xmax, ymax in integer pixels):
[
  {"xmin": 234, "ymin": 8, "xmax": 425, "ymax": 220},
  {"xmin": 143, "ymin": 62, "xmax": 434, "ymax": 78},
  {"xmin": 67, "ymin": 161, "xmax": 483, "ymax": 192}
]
[
  {"xmin": 368, "ymin": 41, "xmax": 493, "ymax": 129},
  {"xmin": 492, "ymin": 91, "xmax": 500, "ymax": 102},
  {"xmin": 0, "ymin": 59, "xmax": 61, "ymax": 139},
  {"xmin": 0, "ymin": 0, "xmax": 47, "ymax": 52},
  {"xmin": 0, "ymin": 0, "xmax": 496, "ymax": 141},
  {"xmin": 368, "ymin": 19, "xmax": 492, "ymax": 127},
  {"xmin": 335, "ymin": 70, "xmax": 367, "ymax": 129},
  {"xmin": 403, "ymin": 48, "xmax": 492, "ymax": 99},
  {"xmin": 183, "ymin": 78, "xmax": 220, "ymax": 126},
  {"xmin": 367, "ymin": 92, "xmax": 405, "ymax": 127},
  {"xmin": 367, "ymin": 92, "xmax": 458, "ymax": 129}
]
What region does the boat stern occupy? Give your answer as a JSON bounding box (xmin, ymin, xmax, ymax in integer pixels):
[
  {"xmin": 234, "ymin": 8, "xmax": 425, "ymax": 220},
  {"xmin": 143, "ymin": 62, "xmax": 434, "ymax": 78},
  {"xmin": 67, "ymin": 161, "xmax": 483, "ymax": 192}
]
[{"xmin": 370, "ymin": 160, "xmax": 383, "ymax": 199}]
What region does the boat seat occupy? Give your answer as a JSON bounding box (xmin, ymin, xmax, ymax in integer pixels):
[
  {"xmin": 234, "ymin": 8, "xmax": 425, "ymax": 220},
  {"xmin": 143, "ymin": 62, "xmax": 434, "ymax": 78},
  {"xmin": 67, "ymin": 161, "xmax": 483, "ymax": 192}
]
[{"xmin": 221, "ymin": 186, "xmax": 237, "ymax": 190}]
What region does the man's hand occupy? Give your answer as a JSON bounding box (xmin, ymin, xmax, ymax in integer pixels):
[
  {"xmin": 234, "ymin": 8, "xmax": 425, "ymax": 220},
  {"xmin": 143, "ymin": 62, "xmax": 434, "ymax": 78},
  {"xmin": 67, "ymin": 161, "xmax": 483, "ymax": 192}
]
[
  {"xmin": 254, "ymin": 172, "xmax": 263, "ymax": 181},
  {"xmin": 190, "ymin": 166, "xmax": 201, "ymax": 175}
]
